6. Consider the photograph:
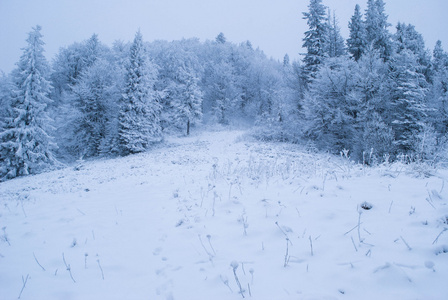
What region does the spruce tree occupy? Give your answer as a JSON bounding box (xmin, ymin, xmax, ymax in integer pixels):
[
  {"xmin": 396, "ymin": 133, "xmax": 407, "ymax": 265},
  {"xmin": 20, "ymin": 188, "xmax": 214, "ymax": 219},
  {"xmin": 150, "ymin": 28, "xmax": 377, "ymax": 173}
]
[
  {"xmin": 365, "ymin": 0, "xmax": 392, "ymax": 61},
  {"xmin": 172, "ymin": 65, "xmax": 203, "ymax": 135},
  {"xmin": 0, "ymin": 26, "xmax": 57, "ymax": 180},
  {"xmin": 347, "ymin": 4, "xmax": 367, "ymax": 61},
  {"xmin": 302, "ymin": 0, "xmax": 328, "ymax": 82},
  {"xmin": 325, "ymin": 10, "xmax": 346, "ymax": 58},
  {"xmin": 117, "ymin": 30, "xmax": 161, "ymax": 155},
  {"xmin": 433, "ymin": 40, "xmax": 448, "ymax": 72},
  {"xmin": 428, "ymin": 41, "xmax": 448, "ymax": 134},
  {"xmin": 388, "ymin": 49, "xmax": 428, "ymax": 154},
  {"xmin": 394, "ymin": 23, "xmax": 432, "ymax": 82}
]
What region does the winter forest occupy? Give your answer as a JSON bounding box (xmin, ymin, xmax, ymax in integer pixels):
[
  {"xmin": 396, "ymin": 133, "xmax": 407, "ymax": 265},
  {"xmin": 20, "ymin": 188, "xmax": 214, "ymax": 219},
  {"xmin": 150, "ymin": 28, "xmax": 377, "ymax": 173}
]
[{"xmin": 1, "ymin": 0, "xmax": 448, "ymax": 181}]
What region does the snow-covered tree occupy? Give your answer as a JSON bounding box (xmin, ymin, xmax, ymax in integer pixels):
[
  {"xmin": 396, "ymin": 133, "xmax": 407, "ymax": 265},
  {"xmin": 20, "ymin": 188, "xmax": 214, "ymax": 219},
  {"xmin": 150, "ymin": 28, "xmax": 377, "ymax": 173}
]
[
  {"xmin": 216, "ymin": 32, "xmax": 227, "ymax": 44},
  {"xmin": 352, "ymin": 47, "xmax": 393, "ymax": 159},
  {"xmin": 365, "ymin": 0, "xmax": 392, "ymax": 61},
  {"xmin": 347, "ymin": 4, "xmax": 367, "ymax": 61},
  {"xmin": 325, "ymin": 10, "xmax": 346, "ymax": 58},
  {"xmin": 0, "ymin": 26, "xmax": 57, "ymax": 180},
  {"xmin": 0, "ymin": 73, "xmax": 13, "ymax": 127},
  {"xmin": 302, "ymin": 57, "xmax": 358, "ymax": 152},
  {"xmin": 433, "ymin": 40, "xmax": 448, "ymax": 72},
  {"xmin": 171, "ymin": 65, "xmax": 203, "ymax": 135},
  {"xmin": 388, "ymin": 49, "xmax": 428, "ymax": 154},
  {"xmin": 206, "ymin": 60, "xmax": 241, "ymax": 125},
  {"xmin": 68, "ymin": 59, "xmax": 121, "ymax": 157},
  {"xmin": 117, "ymin": 30, "xmax": 161, "ymax": 155},
  {"xmin": 428, "ymin": 41, "xmax": 448, "ymax": 135},
  {"xmin": 51, "ymin": 34, "xmax": 109, "ymax": 102},
  {"xmin": 394, "ymin": 23, "xmax": 431, "ymax": 81},
  {"xmin": 302, "ymin": 0, "xmax": 328, "ymax": 81}
]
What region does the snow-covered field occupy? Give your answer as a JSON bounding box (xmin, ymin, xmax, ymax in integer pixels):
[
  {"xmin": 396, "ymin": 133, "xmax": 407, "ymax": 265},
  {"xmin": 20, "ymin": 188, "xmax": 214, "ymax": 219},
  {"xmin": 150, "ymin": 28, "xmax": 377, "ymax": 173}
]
[{"xmin": 1, "ymin": 129, "xmax": 447, "ymax": 300}]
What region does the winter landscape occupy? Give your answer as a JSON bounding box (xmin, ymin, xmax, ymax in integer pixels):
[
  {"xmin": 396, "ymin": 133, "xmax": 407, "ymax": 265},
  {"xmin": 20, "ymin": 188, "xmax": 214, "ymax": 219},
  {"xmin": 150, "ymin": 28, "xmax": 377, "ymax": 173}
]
[{"xmin": 1, "ymin": 0, "xmax": 448, "ymax": 299}]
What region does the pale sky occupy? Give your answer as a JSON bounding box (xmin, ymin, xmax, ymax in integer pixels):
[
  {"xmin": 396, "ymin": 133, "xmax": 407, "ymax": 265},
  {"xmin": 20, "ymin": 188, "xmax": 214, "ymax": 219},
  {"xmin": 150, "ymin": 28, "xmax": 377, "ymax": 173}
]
[{"xmin": 0, "ymin": 0, "xmax": 446, "ymax": 73}]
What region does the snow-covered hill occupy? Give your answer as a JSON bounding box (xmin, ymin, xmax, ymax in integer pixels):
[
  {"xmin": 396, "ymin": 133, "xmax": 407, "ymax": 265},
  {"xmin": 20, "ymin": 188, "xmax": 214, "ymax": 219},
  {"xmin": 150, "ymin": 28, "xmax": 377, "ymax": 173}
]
[{"xmin": 1, "ymin": 129, "xmax": 447, "ymax": 300}]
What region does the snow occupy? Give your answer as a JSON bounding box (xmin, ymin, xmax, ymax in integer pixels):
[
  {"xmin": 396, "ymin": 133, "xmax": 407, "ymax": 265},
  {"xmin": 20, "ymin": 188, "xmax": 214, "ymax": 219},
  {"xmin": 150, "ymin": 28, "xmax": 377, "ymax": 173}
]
[{"xmin": 1, "ymin": 129, "xmax": 447, "ymax": 299}]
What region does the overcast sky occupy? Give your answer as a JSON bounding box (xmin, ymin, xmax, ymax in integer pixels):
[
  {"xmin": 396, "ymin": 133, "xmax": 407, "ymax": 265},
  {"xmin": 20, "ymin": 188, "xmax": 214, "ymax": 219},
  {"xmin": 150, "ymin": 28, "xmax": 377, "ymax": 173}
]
[{"xmin": 0, "ymin": 0, "xmax": 446, "ymax": 73}]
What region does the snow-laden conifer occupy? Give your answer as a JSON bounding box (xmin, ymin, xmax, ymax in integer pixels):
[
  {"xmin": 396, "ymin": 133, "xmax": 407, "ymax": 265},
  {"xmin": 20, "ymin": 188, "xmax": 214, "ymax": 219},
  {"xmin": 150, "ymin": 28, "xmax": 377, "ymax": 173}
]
[
  {"xmin": 117, "ymin": 30, "xmax": 161, "ymax": 155},
  {"xmin": 171, "ymin": 65, "xmax": 203, "ymax": 135},
  {"xmin": 302, "ymin": 0, "xmax": 328, "ymax": 81},
  {"xmin": 0, "ymin": 26, "xmax": 58, "ymax": 180},
  {"xmin": 347, "ymin": 4, "xmax": 367, "ymax": 61}
]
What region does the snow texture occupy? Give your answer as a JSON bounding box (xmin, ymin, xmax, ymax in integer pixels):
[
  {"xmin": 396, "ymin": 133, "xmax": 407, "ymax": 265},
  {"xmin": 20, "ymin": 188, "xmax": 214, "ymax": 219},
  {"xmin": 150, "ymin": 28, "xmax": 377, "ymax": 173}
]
[{"xmin": 1, "ymin": 129, "xmax": 447, "ymax": 299}]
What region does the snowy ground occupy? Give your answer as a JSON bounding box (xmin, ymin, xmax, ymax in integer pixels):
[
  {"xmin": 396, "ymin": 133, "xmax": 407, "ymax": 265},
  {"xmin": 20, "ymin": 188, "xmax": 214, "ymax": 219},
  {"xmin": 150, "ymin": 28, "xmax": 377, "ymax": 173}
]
[{"xmin": 1, "ymin": 129, "xmax": 447, "ymax": 300}]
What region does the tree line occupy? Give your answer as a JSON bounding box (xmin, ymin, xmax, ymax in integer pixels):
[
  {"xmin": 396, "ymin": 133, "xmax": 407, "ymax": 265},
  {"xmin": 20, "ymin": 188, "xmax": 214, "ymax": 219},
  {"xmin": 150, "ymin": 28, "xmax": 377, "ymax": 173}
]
[{"xmin": 1, "ymin": 0, "xmax": 447, "ymax": 181}]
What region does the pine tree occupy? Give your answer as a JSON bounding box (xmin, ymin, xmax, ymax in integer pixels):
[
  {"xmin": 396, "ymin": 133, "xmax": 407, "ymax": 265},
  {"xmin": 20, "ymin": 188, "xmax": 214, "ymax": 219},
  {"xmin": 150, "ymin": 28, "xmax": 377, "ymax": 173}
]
[
  {"xmin": 302, "ymin": 0, "xmax": 328, "ymax": 81},
  {"xmin": 347, "ymin": 4, "xmax": 367, "ymax": 61},
  {"xmin": 117, "ymin": 30, "xmax": 162, "ymax": 155},
  {"xmin": 0, "ymin": 26, "xmax": 58, "ymax": 180}
]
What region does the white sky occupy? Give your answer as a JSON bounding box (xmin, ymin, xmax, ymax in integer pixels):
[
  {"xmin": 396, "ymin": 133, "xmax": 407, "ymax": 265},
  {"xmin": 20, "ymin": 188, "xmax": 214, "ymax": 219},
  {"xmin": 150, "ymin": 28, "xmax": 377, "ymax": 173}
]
[{"xmin": 0, "ymin": 0, "xmax": 447, "ymax": 73}]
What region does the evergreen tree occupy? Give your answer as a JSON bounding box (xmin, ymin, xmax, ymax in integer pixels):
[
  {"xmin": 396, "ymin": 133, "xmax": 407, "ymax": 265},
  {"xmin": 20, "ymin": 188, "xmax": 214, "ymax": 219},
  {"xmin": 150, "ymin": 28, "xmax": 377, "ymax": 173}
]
[
  {"xmin": 117, "ymin": 30, "xmax": 161, "ymax": 155},
  {"xmin": 433, "ymin": 40, "xmax": 448, "ymax": 72},
  {"xmin": 388, "ymin": 49, "xmax": 428, "ymax": 154},
  {"xmin": 302, "ymin": 57, "xmax": 358, "ymax": 152},
  {"xmin": 325, "ymin": 10, "xmax": 346, "ymax": 58},
  {"xmin": 347, "ymin": 4, "xmax": 367, "ymax": 61},
  {"xmin": 172, "ymin": 65, "xmax": 203, "ymax": 135},
  {"xmin": 302, "ymin": 0, "xmax": 328, "ymax": 81},
  {"xmin": 0, "ymin": 73, "xmax": 13, "ymax": 127},
  {"xmin": 0, "ymin": 26, "xmax": 57, "ymax": 180},
  {"xmin": 69, "ymin": 59, "xmax": 120, "ymax": 157},
  {"xmin": 365, "ymin": 0, "xmax": 392, "ymax": 60},
  {"xmin": 207, "ymin": 60, "xmax": 241, "ymax": 124},
  {"xmin": 216, "ymin": 32, "xmax": 227, "ymax": 44},
  {"xmin": 428, "ymin": 41, "xmax": 448, "ymax": 134},
  {"xmin": 394, "ymin": 22, "xmax": 432, "ymax": 82}
]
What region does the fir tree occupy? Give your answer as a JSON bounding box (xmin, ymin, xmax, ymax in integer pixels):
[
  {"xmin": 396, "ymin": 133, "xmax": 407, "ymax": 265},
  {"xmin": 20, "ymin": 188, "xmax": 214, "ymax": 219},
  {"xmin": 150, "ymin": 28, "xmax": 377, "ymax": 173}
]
[
  {"xmin": 0, "ymin": 26, "xmax": 58, "ymax": 180},
  {"xmin": 347, "ymin": 4, "xmax": 367, "ymax": 61},
  {"xmin": 117, "ymin": 30, "xmax": 161, "ymax": 155},
  {"xmin": 302, "ymin": 0, "xmax": 328, "ymax": 81}
]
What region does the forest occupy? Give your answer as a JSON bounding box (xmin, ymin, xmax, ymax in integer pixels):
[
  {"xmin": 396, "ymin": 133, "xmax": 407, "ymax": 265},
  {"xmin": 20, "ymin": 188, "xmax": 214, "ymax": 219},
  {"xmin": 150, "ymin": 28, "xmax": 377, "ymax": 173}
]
[{"xmin": 1, "ymin": 0, "xmax": 448, "ymax": 181}]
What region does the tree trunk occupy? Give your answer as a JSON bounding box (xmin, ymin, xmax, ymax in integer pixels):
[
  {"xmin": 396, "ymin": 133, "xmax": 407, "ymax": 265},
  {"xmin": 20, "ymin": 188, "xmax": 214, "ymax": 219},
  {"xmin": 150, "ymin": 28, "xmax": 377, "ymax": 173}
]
[{"xmin": 187, "ymin": 119, "xmax": 190, "ymax": 136}]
